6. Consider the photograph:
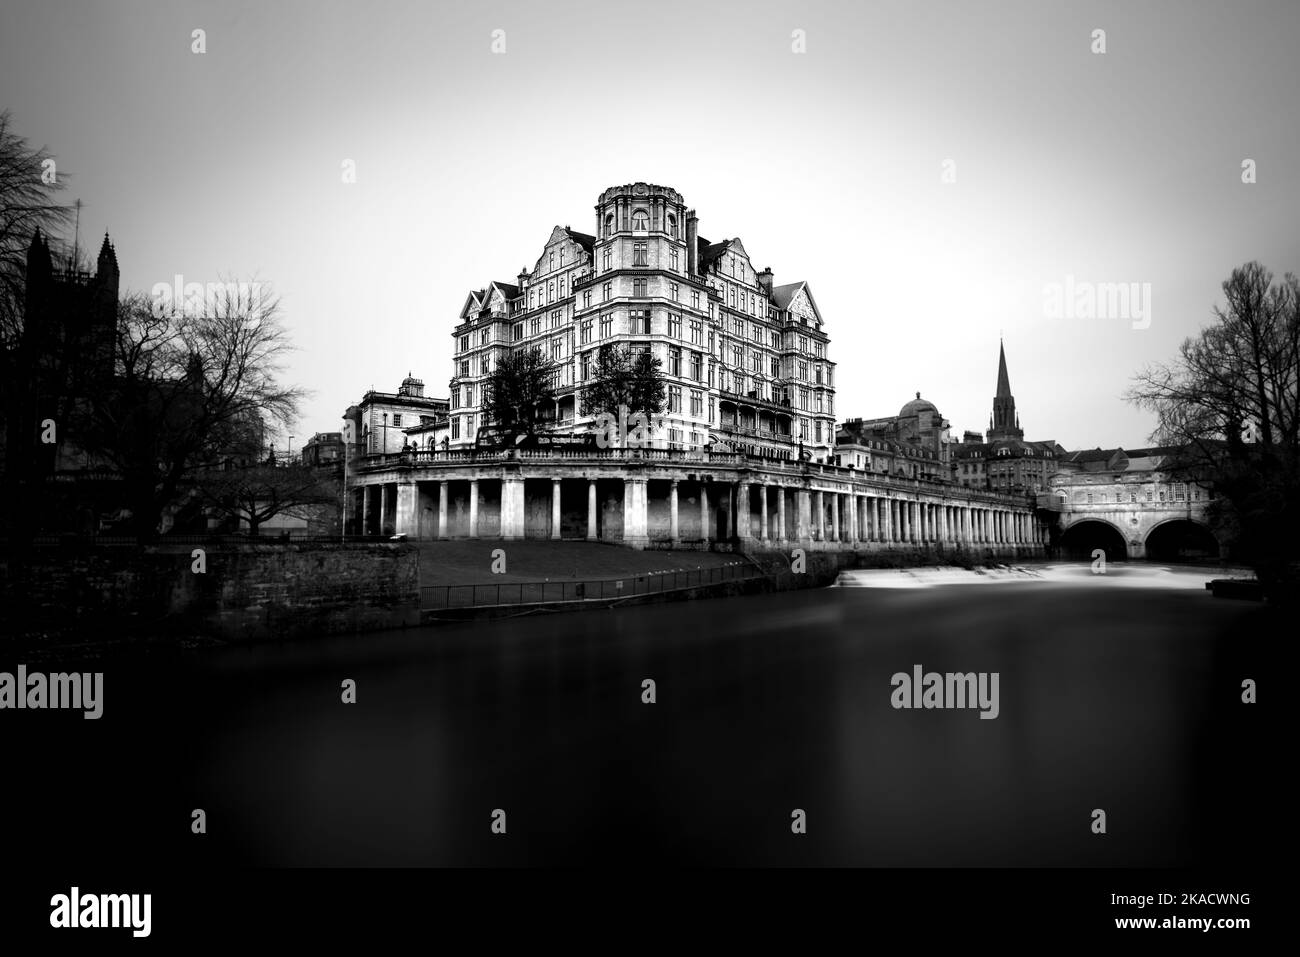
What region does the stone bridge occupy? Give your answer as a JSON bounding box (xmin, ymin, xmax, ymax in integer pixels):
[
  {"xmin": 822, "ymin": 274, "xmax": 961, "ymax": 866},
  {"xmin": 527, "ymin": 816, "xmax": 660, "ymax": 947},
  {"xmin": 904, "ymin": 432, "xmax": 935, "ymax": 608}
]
[{"xmin": 1037, "ymin": 492, "xmax": 1222, "ymax": 561}]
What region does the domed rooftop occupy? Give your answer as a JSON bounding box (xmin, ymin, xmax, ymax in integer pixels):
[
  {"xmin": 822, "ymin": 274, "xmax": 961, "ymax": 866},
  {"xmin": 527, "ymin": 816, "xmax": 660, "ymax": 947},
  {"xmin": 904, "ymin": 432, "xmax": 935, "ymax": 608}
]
[{"xmin": 899, "ymin": 392, "xmax": 938, "ymax": 418}]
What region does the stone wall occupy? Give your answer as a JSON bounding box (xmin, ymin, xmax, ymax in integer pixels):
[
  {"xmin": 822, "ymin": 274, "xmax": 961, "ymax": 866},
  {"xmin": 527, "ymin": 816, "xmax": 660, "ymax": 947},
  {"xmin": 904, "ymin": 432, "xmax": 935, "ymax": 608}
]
[{"xmin": 1, "ymin": 542, "xmax": 419, "ymax": 647}]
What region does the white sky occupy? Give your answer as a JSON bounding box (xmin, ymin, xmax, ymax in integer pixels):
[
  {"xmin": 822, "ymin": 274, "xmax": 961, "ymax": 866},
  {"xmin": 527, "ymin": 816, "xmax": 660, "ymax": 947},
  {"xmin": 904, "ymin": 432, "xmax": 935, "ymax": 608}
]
[{"xmin": 3, "ymin": 0, "xmax": 1297, "ymax": 451}]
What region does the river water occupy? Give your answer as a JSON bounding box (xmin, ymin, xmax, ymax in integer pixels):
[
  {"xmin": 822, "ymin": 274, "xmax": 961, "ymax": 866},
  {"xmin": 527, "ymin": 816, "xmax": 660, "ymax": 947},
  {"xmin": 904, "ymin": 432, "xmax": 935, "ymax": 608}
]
[{"xmin": 5, "ymin": 563, "xmax": 1273, "ymax": 867}]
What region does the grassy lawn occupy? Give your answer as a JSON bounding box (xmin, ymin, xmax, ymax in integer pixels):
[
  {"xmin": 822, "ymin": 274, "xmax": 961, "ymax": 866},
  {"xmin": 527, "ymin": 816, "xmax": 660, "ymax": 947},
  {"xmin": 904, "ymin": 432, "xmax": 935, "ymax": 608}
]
[{"xmin": 415, "ymin": 540, "xmax": 745, "ymax": 586}]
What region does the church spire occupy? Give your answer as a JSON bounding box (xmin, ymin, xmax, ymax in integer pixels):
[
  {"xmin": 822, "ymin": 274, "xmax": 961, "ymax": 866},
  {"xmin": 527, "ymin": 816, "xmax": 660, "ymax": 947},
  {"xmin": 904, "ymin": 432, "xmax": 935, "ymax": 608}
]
[
  {"xmin": 987, "ymin": 339, "xmax": 1023, "ymax": 442},
  {"xmin": 996, "ymin": 338, "xmax": 1011, "ymax": 398}
]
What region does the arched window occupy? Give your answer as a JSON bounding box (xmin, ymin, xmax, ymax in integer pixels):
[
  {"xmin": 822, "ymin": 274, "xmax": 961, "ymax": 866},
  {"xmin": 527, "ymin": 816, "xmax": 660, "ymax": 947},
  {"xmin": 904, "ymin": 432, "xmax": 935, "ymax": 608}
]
[
  {"xmin": 632, "ymin": 209, "xmax": 649, "ymax": 231},
  {"xmin": 667, "ymin": 213, "xmax": 677, "ymax": 238},
  {"xmin": 603, "ymin": 214, "xmax": 614, "ymax": 237}
]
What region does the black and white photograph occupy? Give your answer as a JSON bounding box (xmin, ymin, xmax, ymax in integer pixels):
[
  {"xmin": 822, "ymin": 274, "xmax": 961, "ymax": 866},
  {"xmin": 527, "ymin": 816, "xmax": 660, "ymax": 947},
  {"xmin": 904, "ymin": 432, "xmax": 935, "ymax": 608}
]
[{"xmin": 0, "ymin": 0, "xmax": 1288, "ymax": 942}]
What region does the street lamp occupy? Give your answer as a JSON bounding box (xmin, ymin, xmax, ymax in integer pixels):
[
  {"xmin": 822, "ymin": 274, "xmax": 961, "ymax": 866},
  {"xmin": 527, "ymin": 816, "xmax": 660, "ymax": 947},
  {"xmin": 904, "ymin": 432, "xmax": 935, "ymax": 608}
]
[{"xmin": 287, "ymin": 435, "xmax": 294, "ymax": 463}]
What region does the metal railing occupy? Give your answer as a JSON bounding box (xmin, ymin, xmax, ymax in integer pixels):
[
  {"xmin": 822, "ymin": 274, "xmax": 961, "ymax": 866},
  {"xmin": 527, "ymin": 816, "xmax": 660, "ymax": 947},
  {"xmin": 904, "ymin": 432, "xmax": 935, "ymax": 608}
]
[{"xmin": 420, "ymin": 561, "xmax": 761, "ymax": 610}]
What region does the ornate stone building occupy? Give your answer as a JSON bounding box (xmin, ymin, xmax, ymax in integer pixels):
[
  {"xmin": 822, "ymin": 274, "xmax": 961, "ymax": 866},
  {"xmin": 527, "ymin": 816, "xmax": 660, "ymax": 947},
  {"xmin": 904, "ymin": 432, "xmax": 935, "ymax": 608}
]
[
  {"xmin": 835, "ymin": 393, "xmax": 953, "ymax": 482},
  {"xmin": 447, "ymin": 183, "xmax": 837, "ymax": 460},
  {"xmin": 953, "ymin": 341, "xmax": 1062, "ymax": 493},
  {"xmin": 343, "ymin": 374, "xmax": 448, "ymax": 458},
  {"xmin": 1, "ymin": 230, "xmax": 122, "ymax": 534},
  {"xmin": 1043, "ymin": 446, "xmax": 1222, "ymax": 561}
]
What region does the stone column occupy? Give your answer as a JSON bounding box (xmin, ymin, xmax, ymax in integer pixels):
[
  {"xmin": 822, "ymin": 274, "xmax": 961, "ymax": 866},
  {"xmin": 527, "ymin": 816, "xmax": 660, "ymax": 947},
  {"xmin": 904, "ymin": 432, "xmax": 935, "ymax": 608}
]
[
  {"xmin": 623, "ymin": 477, "xmax": 649, "ymax": 549},
  {"xmin": 468, "ymin": 479, "xmax": 479, "ymax": 538},
  {"xmin": 847, "ymin": 493, "xmax": 858, "ymax": 544},
  {"xmin": 670, "ymin": 480, "xmax": 680, "ymax": 544},
  {"xmin": 796, "ymin": 488, "xmax": 812, "ymax": 541},
  {"xmin": 831, "ymin": 492, "xmax": 841, "ymax": 542},
  {"xmin": 362, "ymin": 486, "xmax": 372, "ymax": 535},
  {"xmin": 379, "ymin": 484, "xmax": 390, "ymax": 536},
  {"xmin": 551, "ymin": 478, "xmax": 562, "ymax": 540},
  {"xmin": 736, "ymin": 482, "xmax": 752, "ymax": 542},
  {"xmin": 777, "ymin": 487, "xmax": 787, "ymax": 542},
  {"xmin": 396, "ymin": 481, "xmax": 418, "ymax": 537},
  {"xmin": 438, "ymin": 480, "xmax": 448, "ymax": 539},
  {"xmin": 587, "ymin": 480, "xmax": 598, "ymax": 541},
  {"xmin": 500, "ymin": 477, "xmax": 525, "ymax": 539},
  {"xmin": 812, "ymin": 491, "xmax": 824, "ymax": 541},
  {"xmin": 758, "ymin": 484, "xmax": 768, "ymax": 541},
  {"xmin": 723, "ymin": 486, "xmax": 734, "ymax": 539},
  {"xmin": 700, "ymin": 482, "xmax": 710, "ymax": 544}
]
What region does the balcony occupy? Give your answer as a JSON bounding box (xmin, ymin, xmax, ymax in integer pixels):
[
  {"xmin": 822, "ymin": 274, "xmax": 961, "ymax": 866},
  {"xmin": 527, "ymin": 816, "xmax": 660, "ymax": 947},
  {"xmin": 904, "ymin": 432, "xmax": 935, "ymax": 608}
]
[{"xmin": 718, "ymin": 389, "xmax": 795, "ymax": 415}]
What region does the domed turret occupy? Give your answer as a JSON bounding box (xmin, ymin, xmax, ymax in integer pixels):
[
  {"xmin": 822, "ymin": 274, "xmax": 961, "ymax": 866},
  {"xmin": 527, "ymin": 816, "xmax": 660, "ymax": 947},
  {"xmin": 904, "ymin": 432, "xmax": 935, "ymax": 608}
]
[
  {"xmin": 899, "ymin": 392, "xmax": 938, "ymax": 418},
  {"xmin": 398, "ymin": 372, "xmax": 425, "ymax": 398}
]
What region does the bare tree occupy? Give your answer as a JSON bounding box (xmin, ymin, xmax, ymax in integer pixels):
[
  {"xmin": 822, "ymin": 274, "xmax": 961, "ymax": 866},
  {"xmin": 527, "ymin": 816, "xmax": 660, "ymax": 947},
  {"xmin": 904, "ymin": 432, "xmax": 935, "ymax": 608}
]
[
  {"xmin": 195, "ymin": 461, "xmax": 340, "ymax": 536},
  {"xmin": 0, "ymin": 109, "xmax": 75, "ymax": 344},
  {"xmin": 81, "ymin": 283, "xmax": 309, "ymax": 538},
  {"xmin": 1127, "ymin": 261, "xmax": 1300, "ymax": 595}
]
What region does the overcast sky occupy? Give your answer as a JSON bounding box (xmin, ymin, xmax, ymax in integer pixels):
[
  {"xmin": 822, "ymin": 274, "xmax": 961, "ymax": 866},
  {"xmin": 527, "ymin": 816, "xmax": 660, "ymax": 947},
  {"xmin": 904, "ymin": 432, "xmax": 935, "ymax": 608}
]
[{"xmin": 3, "ymin": 0, "xmax": 1297, "ymax": 451}]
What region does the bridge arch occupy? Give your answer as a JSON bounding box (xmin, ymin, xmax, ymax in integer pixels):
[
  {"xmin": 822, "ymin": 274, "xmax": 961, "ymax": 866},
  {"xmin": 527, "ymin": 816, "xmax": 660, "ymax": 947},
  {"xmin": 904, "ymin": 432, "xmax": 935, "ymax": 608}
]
[
  {"xmin": 1059, "ymin": 518, "xmax": 1127, "ymax": 562},
  {"xmin": 1144, "ymin": 518, "xmax": 1221, "ymax": 563}
]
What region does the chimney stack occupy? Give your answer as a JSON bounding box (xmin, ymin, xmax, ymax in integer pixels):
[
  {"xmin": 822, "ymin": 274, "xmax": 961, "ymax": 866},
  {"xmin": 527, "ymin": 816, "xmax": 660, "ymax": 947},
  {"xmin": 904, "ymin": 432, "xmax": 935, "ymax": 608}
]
[
  {"xmin": 686, "ymin": 209, "xmax": 699, "ymax": 276},
  {"xmin": 517, "ymin": 267, "xmax": 528, "ymax": 289},
  {"xmin": 757, "ymin": 266, "xmax": 774, "ymax": 295}
]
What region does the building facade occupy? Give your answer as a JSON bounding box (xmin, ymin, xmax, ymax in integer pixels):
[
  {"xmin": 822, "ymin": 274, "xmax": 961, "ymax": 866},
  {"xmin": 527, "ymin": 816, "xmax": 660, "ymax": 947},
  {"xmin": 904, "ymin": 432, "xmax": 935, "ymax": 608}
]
[
  {"xmin": 953, "ymin": 341, "xmax": 1062, "ymax": 493},
  {"xmin": 836, "ymin": 393, "xmax": 953, "ymax": 482},
  {"xmin": 301, "ymin": 432, "xmax": 344, "ymax": 468},
  {"xmin": 343, "ymin": 374, "xmax": 449, "ymax": 458},
  {"xmin": 448, "ymin": 183, "xmax": 837, "ymax": 460},
  {"xmin": 1043, "ymin": 446, "xmax": 1222, "ymax": 560},
  {"xmin": 342, "ymin": 186, "xmax": 1045, "ymax": 555}
]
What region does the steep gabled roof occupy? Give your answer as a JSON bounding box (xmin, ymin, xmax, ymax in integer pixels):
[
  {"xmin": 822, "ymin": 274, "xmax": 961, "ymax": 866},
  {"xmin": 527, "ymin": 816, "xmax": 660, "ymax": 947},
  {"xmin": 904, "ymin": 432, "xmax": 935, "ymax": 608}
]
[
  {"xmin": 458, "ymin": 290, "xmax": 485, "ymax": 319},
  {"xmin": 563, "ymin": 228, "xmax": 596, "ymax": 255},
  {"xmin": 770, "ymin": 282, "xmax": 801, "ymax": 310},
  {"xmin": 697, "ymin": 236, "xmax": 731, "ymax": 268},
  {"xmin": 771, "ymin": 281, "xmax": 824, "ymax": 327}
]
